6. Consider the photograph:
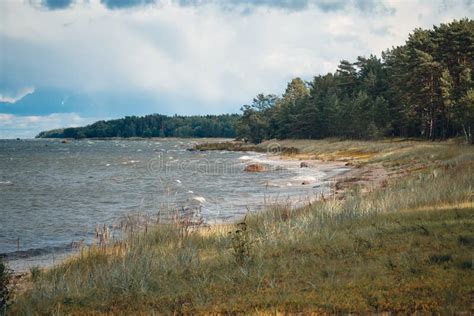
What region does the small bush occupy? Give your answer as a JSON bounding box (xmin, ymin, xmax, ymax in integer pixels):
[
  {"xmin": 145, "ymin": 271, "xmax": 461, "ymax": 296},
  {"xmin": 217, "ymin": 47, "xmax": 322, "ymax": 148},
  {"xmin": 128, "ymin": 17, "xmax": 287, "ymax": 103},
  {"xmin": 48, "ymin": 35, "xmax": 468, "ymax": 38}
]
[
  {"xmin": 229, "ymin": 221, "xmax": 251, "ymax": 265},
  {"xmin": 428, "ymin": 254, "xmax": 453, "ymax": 265},
  {"xmin": 458, "ymin": 260, "xmax": 472, "ymax": 270},
  {"xmin": 457, "ymin": 235, "xmax": 473, "ymax": 246}
]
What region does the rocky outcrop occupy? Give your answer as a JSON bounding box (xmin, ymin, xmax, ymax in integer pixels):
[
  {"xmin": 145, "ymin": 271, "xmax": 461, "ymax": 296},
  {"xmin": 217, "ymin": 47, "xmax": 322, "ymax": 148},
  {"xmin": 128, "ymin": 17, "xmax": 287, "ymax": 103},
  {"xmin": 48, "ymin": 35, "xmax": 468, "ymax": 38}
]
[
  {"xmin": 244, "ymin": 163, "xmax": 266, "ymax": 172},
  {"xmin": 300, "ymin": 161, "xmax": 309, "ymax": 168}
]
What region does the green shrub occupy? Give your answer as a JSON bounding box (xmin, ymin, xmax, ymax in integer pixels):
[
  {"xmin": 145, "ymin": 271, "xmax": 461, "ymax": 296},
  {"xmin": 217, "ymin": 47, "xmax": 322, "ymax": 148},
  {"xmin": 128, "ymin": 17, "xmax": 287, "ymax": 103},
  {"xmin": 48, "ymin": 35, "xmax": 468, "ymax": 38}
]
[{"xmin": 229, "ymin": 220, "xmax": 251, "ymax": 265}]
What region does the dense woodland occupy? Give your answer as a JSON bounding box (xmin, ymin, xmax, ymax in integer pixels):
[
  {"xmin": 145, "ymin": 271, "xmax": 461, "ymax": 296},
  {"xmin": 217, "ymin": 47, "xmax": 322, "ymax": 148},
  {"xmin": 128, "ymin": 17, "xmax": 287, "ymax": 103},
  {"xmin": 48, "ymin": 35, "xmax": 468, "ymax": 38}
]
[
  {"xmin": 36, "ymin": 114, "xmax": 239, "ymax": 138},
  {"xmin": 38, "ymin": 19, "xmax": 473, "ymax": 143},
  {"xmin": 236, "ymin": 19, "xmax": 474, "ymax": 143}
]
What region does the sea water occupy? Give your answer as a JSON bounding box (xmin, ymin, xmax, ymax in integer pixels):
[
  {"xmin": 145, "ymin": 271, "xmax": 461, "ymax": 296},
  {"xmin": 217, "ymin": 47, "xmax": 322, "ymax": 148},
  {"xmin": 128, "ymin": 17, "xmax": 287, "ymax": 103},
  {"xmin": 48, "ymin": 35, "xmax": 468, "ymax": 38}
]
[{"xmin": 0, "ymin": 138, "xmax": 348, "ymax": 270}]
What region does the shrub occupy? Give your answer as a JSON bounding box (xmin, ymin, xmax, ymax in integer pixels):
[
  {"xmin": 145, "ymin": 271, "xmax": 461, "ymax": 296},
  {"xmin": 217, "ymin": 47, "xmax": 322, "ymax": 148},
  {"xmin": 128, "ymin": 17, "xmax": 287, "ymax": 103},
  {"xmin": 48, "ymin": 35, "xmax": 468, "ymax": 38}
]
[{"xmin": 229, "ymin": 220, "xmax": 251, "ymax": 265}]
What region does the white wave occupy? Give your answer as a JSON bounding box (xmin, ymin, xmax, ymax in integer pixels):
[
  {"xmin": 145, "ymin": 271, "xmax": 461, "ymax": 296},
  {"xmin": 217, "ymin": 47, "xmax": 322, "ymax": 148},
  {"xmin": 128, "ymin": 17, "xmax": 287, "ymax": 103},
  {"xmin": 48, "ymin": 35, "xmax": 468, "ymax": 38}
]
[
  {"xmin": 122, "ymin": 160, "xmax": 140, "ymax": 165},
  {"xmin": 0, "ymin": 181, "xmax": 13, "ymax": 186},
  {"xmin": 242, "ymin": 155, "xmax": 292, "ymax": 167},
  {"xmin": 193, "ymin": 196, "xmax": 206, "ymax": 203},
  {"xmin": 292, "ymin": 176, "xmax": 317, "ymax": 182}
]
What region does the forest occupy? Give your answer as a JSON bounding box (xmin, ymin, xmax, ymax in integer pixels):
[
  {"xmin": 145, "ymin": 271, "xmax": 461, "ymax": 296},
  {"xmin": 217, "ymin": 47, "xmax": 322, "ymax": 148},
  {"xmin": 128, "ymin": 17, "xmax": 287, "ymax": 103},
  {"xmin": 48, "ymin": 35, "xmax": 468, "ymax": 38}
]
[
  {"xmin": 236, "ymin": 19, "xmax": 474, "ymax": 143},
  {"xmin": 38, "ymin": 19, "xmax": 473, "ymax": 143},
  {"xmin": 36, "ymin": 114, "xmax": 239, "ymax": 139}
]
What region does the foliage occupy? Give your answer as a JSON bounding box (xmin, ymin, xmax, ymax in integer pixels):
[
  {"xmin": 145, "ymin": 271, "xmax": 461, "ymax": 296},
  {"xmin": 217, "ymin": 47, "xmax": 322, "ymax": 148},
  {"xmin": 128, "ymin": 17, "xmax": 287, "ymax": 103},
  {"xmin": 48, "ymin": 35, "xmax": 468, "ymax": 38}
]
[
  {"xmin": 229, "ymin": 220, "xmax": 251, "ymax": 265},
  {"xmin": 36, "ymin": 114, "xmax": 240, "ymax": 139},
  {"xmin": 236, "ymin": 19, "xmax": 474, "ymax": 143}
]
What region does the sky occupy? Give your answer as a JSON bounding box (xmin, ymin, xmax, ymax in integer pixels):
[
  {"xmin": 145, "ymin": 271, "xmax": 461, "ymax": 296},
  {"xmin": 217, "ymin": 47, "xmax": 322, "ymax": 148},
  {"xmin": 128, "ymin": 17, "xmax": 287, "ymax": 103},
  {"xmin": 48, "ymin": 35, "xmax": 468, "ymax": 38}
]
[{"xmin": 0, "ymin": 0, "xmax": 473, "ymax": 138}]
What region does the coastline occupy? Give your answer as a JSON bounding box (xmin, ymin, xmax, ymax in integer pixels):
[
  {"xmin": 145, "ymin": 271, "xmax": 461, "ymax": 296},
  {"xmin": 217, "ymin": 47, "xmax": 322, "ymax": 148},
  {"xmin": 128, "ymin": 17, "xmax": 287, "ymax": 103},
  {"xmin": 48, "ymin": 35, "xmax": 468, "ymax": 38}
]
[
  {"xmin": 6, "ymin": 142, "xmax": 355, "ymax": 275},
  {"xmin": 6, "ymin": 139, "xmax": 383, "ymax": 271},
  {"xmin": 6, "ymin": 139, "xmax": 386, "ymax": 279},
  {"xmin": 195, "ymin": 139, "xmax": 391, "ymax": 198},
  {"xmin": 7, "ymin": 138, "xmax": 474, "ymax": 313}
]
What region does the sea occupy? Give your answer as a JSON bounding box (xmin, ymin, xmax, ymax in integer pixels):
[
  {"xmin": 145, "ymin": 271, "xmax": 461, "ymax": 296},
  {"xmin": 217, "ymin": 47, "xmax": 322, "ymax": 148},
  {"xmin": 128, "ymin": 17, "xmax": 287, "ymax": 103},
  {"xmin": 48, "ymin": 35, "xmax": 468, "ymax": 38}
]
[{"xmin": 0, "ymin": 138, "xmax": 348, "ymax": 271}]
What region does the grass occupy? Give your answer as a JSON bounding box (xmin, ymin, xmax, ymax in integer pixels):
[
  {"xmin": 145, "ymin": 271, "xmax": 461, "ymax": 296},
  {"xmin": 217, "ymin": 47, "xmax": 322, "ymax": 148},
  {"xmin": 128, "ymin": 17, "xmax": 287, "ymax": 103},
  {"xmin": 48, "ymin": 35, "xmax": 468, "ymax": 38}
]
[
  {"xmin": 197, "ymin": 137, "xmax": 472, "ymax": 162},
  {"xmin": 8, "ymin": 139, "xmax": 474, "ymax": 314},
  {"xmin": 1, "ymin": 258, "xmax": 12, "ymax": 315}
]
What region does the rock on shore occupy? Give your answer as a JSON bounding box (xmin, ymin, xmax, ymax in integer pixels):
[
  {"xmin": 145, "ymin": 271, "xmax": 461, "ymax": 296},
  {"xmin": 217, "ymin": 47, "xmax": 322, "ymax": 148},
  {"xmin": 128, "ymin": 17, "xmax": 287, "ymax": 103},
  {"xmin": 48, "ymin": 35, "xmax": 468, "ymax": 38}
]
[{"xmin": 244, "ymin": 163, "xmax": 266, "ymax": 172}]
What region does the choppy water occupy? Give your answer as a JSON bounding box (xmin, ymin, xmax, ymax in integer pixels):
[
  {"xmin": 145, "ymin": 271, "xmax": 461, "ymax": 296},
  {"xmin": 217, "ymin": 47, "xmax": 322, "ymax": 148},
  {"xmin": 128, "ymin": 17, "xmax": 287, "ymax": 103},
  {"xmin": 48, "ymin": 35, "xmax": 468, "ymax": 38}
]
[{"xmin": 0, "ymin": 139, "xmax": 348, "ymax": 270}]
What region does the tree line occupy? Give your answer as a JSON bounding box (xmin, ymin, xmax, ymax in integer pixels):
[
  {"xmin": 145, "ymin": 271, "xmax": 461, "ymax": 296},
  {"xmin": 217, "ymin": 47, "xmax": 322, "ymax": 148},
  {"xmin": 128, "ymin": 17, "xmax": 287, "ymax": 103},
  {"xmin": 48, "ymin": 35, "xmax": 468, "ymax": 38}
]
[
  {"xmin": 38, "ymin": 19, "xmax": 473, "ymax": 143},
  {"xmin": 236, "ymin": 19, "xmax": 474, "ymax": 143},
  {"xmin": 36, "ymin": 114, "xmax": 239, "ymax": 138}
]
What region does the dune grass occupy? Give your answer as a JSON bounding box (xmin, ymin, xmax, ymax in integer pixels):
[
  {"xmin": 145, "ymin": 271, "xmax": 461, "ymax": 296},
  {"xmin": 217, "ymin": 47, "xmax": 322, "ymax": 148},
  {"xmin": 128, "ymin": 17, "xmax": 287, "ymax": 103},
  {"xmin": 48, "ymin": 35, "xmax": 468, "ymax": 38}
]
[{"xmin": 8, "ymin": 140, "xmax": 474, "ymax": 314}]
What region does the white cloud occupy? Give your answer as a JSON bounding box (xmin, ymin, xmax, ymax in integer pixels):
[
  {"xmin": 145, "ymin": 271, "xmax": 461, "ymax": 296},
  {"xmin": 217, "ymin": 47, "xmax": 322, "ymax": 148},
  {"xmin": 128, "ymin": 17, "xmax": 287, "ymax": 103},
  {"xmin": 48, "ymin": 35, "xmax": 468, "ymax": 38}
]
[
  {"xmin": 0, "ymin": 87, "xmax": 36, "ymax": 103},
  {"xmin": 0, "ymin": 114, "xmax": 15, "ymax": 122},
  {"xmin": 0, "ymin": 113, "xmax": 98, "ymax": 139},
  {"xmin": 0, "ymin": 0, "xmax": 472, "ymax": 117}
]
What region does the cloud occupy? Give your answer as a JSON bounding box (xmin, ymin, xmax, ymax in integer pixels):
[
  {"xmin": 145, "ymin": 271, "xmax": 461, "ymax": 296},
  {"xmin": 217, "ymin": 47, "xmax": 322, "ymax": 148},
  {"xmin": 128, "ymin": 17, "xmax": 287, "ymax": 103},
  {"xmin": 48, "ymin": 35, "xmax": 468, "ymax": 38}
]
[
  {"xmin": 313, "ymin": 0, "xmax": 346, "ymax": 12},
  {"xmin": 0, "ymin": 114, "xmax": 15, "ymax": 122},
  {"xmin": 1, "ymin": 0, "xmax": 472, "ymax": 138},
  {"xmin": 38, "ymin": 0, "xmax": 74, "ymax": 10},
  {"xmin": 96, "ymin": 0, "xmax": 396, "ymax": 14},
  {"xmin": 0, "ymin": 113, "xmax": 99, "ymax": 138},
  {"xmin": 178, "ymin": 0, "xmax": 311, "ymax": 12},
  {"xmin": 100, "ymin": 0, "xmax": 155, "ymax": 9},
  {"xmin": 97, "ymin": 0, "xmax": 312, "ymax": 11},
  {"xmin": 0, "ymin": 87, "xmax": 36, "ymax": 103},
  {"xmin": 353, "ymin": 0, "xmax": 395, "ymax": 15}
]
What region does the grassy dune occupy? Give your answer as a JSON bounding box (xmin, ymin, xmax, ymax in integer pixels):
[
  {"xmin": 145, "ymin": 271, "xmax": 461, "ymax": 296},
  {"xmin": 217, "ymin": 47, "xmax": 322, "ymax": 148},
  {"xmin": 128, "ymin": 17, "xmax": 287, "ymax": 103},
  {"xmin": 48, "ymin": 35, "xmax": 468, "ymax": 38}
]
[{"xmin": 8, "ymin": 140, "xmax": 474, "ymax": 314}]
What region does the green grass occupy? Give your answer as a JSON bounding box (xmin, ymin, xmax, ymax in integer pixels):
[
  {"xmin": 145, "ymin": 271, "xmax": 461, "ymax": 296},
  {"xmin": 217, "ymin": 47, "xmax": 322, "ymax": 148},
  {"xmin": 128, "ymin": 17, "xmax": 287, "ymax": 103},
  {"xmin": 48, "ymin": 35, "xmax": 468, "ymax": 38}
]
[{"xmin": 9, "ymin": 140, "xmax": 474, "ymax": 314}]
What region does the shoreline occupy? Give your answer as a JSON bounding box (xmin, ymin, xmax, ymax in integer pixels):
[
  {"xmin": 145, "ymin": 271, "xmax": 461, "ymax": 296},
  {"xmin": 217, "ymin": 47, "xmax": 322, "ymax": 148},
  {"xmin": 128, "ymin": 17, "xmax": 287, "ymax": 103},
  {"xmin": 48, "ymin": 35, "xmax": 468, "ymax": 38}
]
[
  {"xmin": 5, "ymin": 142, "xmax": 357, "ymax": 276},
  {"xmin": 5, "ymin": 138, "xmax": 378, "ymax": 275},
  {"xmin": 196, "ymin": 140, "xmax": 391, "ymax": 198},
  {"xmin": 7, "ymin": 138, "xmax": 473, "ymax": 313}
]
